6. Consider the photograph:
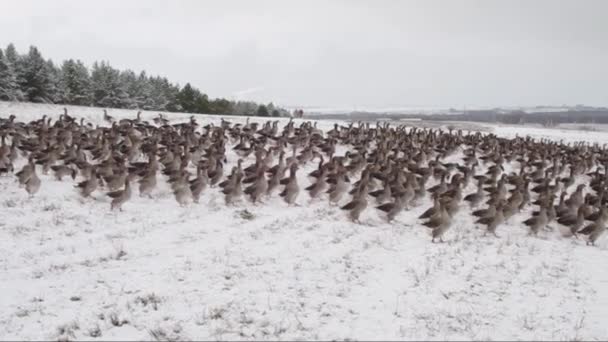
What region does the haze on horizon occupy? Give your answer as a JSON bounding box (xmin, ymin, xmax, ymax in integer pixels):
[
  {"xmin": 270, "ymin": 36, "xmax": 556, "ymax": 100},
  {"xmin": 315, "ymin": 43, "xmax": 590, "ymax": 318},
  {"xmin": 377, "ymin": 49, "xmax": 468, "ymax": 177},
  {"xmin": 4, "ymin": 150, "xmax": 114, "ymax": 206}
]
[{"xmin": 1, "ymin": 0, "xmax": 606, "ymax": 110}]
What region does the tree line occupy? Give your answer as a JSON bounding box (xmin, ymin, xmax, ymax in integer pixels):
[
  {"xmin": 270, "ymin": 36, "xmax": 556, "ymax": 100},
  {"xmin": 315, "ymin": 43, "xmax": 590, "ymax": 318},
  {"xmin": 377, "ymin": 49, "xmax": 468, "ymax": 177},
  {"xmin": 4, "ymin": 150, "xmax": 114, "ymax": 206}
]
[
  {"xmin": 0, "ymin": 43, "xmax": 289, "ymax": 117},
  {"xmin": 306, "ymin": 108, "xmax": 608, "ymax": 125}
]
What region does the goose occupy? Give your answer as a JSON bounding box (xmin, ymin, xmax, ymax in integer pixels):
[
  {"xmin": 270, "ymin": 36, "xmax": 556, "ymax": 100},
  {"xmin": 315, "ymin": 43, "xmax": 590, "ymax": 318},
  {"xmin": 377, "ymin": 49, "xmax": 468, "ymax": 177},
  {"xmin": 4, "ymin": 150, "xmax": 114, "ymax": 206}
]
[
  {"xmin": 16, "ymin": 155, "xmax": 36, "ymax": 185},
  {"xmin": 376, "ymin": 193, "xmax": 405, "ymax": 222},
  {"xmin": 328, "ymin": 168, "xmax": 349, "ymax": 205},
  {"xmin": 523, "ymin": 205, "xmax": 548, "ymax": 236},
  {"xmin": 138, "ymin": 168, "xmax": 157, "ymax": 198},
  {"xmin": 107, "ymin": 178, "xmax": 132, "ymax": 211},
  {"xmin": 25, "ymin": 166, "xmax": 41, "ymax": 197},
  {"xmin": 341, "ymin": 182, "xmax": 369, "ymax": 223},
  {"xmin": 244, "ymin": 167, "xmax": 268, "ymax": 204},
  {"xmin": 578, "ymin": 219, "xmax": 607, "ymax": 246},
  {"xmin": 223, "ymin": 172, "xmax": 243, "ymax": 205},
  {"xmin": 557, "ymin": 204, "xmax": 588, "ymax": 238},
  {"xmin": 422, "ymin": 200, "xmax": 452, "ymax": 243},
  {"xmin": 190, "ymin": 166, "xmax": 209, "ymax": 203},
  {"xmin": 279, "ymin": 163, "xmax": 299, "ymax": 205},
  {"xmin": 50, "ymin": 164, "xmax": 77, "ymax": 181},
  {"xmin": 464, "ymin": 178, "xmax": 485, "ymax": 208},
  {"xmin": 75, "ymin": 170, "xmax": 99, "ymax": 198},
  {"xmin": 476, "ymin": 200, "xmax": 505, "ymax": 237}
]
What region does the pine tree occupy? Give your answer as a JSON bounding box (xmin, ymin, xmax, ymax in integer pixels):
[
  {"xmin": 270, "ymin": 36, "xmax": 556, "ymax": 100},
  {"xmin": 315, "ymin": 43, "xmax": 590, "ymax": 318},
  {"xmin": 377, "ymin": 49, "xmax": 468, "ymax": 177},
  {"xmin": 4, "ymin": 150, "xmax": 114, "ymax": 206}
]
[
  {"xmin": 138, "ymin": 72, "xmax": 156, "ymax": 110},
  {"xmin": 0, "ymin": 49, "xmax": 21, "ymax": 101},
  {"xmin": 233, "ymin": 101, "xmax": 258, "ymax": 116},
  {"xmin": 158, "ymin": 77, "xmax": 180, "ymax": 112},
  {"xmin": 90, "ymin": 61, "xmax": 129, "ymax": 108},
  {"xmin": 61, "ymin": 59, "xmax": 92, "ymax": 105},
  {"xmin": 20, "ymin": 46, "xmax": 53, "ymax": 103},
  {"xmin": 178, "ymin": 83, "xmax": 212, "ymax": 113},
  {"xmin": 210, "ymin": 98, "xmax": 232, "ymax": 114},
  {"xmin": 177, "ymin": 83, "xmax": 197, "ymax": 113},
  {"xmin": 164, "ymin": 81, "xmax": 182, "ymax": 112},
  {"xmin": 46, "ymin": 59, "xmax": 64, "ymax": 103},
  {"xmin": 119, "ymin": 69, "xmax": 139, "ymax": 109},
  {"xmin": 4, "ymin": 44, "xmax": 25, "ymax": 101},
  {"xmin": 256, "ymin": 104, "xmax": 269, "ymax": 117}
]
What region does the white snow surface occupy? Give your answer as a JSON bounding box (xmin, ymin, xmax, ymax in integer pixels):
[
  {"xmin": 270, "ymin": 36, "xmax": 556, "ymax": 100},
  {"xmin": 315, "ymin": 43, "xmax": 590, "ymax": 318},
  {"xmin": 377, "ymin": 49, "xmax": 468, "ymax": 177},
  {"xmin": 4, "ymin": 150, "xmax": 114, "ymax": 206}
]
[{"xmin": 0, "ymin": 101, "xmax": 607, "ymax": 340}]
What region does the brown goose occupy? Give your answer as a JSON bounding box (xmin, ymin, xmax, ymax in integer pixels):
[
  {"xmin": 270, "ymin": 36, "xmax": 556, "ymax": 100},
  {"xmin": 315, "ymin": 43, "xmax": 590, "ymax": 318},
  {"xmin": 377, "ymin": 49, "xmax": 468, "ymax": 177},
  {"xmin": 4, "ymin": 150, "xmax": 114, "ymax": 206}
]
[
  {"xmin": 464, "ymin": 178, "xmax": 485, "ymax": 208},
  {"xmin": 267, "ymin": 155, "xmax": 286, "ymax": 195},
  {"xmin": 16, "ymin": 155, "xmax": 36, "ymax": 185},
  {"xmin": 564, "ymin": 184, "xmax": 585, "ymax": 208},
  {"xmin": 419, "ymin": 194, "xmax": 440, "ymax": 220},
  {"xmin": 105, "ymin": 166, "xmax": 128, "ymax": 192},
  {"xmin": 523, "ymin": 205, "xmax": 548, "ymax": 236},
  {"xmin": 138, "ymin": 168, "xmax": 157, "ymax": 198},
  {"xmin": 369, "ymin": 179, "xmax": 392, "ymax": 205},
  {"xmin": 244, "ymin": 167, "xmax": 268, "ymax": 204},
  {"xmin": 25, "ymin": 166, "xmax": 41, "ymax": 197},
  {"xmin": 208, "ymin": 159, "xmax": 224, "ymax": 187},
  {"xmin": 400, "ymin": 180, "xmax": 416, "ymax": 209},
  {"xmin": 472, "ymin": 200, "xmax": 497, "ymax": 220},
  {"xmin": 279, "ymin": 163, "xmax": 299, "ymax": 205},
  {"xmin": 375, "ymin": 193, "xmax": 405, "ymax": 222},
  {"xmin": 103, "ymin": 109, "xmax": 114, "ymax": 123},
  {"xmin": 341, "ymin": 183, "xmax": 369, "ymax": 223},
  {"xmin": 328, "ymin": 168, "xmax": 349, "ymax": 205},
  {"xmin": 422, "ymin": 200, "xmax": 452, "ymax": 243},
  {"xmin": 50, "ymin": 164, "xmax": 77, "ymax": 181},
  {"xmin": 476, "ymin": 200, "xmax": 505, "ymax": 237},
  {"xmin": 305, "ymin": 166, "xmax": 328, "ymax": 199},
  {"xmin": 107, "ymin": 178, "xmax": 132, "ymax": 211},
  {"xmin": 557, "ymin": 204, "xmax": 587, "ymax": 238},
  {"xmin": 223, "ymin": 172, "xmax": 243, "ymax": 205},
  {"xmin": 554, "ymin": 191, "xmax": 570, "ymax": 217},
  {"xmin": 190, "ymin": 166, "xmax": 209, "ymax": 203},
  {"xmin": 502, "ymin": 192, "xmax": 522, "ymax": 221},
  {"xmin": 427, "ymin": 173, "xmax": 448, "ymax": 196},
  {"xmin": 578, "ymin": 211, "xmax": 607, "ymax": 246},
  {"xmin": 173, "ymin": 174, "xmax": 193, "ymax": 207},
  {"xmin": 75, "ymin": 169, "xmax": 99, "ymax": 198}
]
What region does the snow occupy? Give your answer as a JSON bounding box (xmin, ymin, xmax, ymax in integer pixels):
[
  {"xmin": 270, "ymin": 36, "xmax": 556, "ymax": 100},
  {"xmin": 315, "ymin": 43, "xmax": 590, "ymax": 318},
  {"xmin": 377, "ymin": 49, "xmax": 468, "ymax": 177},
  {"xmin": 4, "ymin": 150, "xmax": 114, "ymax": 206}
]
[{"xmin": 0, "ymin": 101, "xmax": 607, "ymax": 340}]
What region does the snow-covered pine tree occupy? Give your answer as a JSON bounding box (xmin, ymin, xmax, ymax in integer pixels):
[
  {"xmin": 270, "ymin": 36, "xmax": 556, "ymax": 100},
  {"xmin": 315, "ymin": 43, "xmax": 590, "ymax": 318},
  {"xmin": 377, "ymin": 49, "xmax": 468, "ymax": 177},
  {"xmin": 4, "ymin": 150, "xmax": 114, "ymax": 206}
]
[
  {"xmin": 136, "ymin": 71, "xmax": 155, "ymax": 110},
  {"xmin": 119, "ymin": 69, "xmax": 139, "ymax": 109},
  {"xmin": 90, "ymin": 61, "xmax": 130, "ymax": 108},
  {"xmin": 46, "ymin": 59, "xmax": 64, "ymax": 104},
  {"xmin": 164, "ymin": 81, "xmax": 182, "ymax": 112},
  {"xmin": 19, "ymin": 46, "xmax": 53, "ymax": 103},
  {"xmin": 148, "ymin": 76, "xmax": 169, "ymax": 111},
  {"xmin": 0, "ymin": 49, "xmax": 21, "ymax": 101},
  {"xmin": 61, "ymin": 59, "xmax": 92, "ymax": 106},
  {"xmin": 3, "ymin": 43, "xmax": 25, "ymax": 101},
  {"xmin": 210, "ymin": 98, "xmax": 232, "ymax": 114},
  {"xmin": 233, "ymin": 101, "xmax": 258, "ymax": 116}
]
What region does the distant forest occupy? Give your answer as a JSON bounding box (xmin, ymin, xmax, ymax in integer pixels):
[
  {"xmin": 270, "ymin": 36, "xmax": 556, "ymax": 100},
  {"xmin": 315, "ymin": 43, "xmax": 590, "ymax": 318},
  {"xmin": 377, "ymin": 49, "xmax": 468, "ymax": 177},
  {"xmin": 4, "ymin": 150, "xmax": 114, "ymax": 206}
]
[
  {"xmin": 0, "ymin": 43, "xmax": 289, "ymax": 117},
  {"xmin": 307, "ymin": 108, "xmax": 608, "ymax": 125}
]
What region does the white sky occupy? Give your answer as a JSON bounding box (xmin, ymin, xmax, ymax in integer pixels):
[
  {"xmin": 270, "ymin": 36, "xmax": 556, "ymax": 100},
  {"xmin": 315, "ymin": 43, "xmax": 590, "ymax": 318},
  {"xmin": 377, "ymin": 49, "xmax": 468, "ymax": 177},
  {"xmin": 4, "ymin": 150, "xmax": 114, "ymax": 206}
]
[{"xmin": 1, "ymin": 0, "xmax": 607, "ymax": 109}]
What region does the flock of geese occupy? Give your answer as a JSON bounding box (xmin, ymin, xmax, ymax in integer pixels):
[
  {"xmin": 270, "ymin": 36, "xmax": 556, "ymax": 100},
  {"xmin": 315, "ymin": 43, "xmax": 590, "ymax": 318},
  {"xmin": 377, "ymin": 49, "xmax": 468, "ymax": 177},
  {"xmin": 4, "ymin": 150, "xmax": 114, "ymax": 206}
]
[{"xmin": 0, "ymin": 109, "xmax": 607, "ymax": 246}]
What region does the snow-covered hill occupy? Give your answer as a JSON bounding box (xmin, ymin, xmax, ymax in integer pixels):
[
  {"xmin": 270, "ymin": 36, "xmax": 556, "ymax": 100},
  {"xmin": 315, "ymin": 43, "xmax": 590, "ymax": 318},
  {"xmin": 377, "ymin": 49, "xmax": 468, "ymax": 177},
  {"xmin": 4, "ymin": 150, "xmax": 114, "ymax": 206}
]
[{"xmin": 0, "ymin": 101, "xmax": 607, "ymax": 340}]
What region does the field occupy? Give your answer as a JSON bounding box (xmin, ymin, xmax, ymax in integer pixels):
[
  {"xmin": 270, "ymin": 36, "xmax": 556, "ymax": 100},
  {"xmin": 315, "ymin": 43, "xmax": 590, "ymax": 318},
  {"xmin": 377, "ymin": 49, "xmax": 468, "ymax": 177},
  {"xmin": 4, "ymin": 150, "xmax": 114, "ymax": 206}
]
[{"xmin": 0, "ymin": 101, "xmax": 607, "ymax": 341}]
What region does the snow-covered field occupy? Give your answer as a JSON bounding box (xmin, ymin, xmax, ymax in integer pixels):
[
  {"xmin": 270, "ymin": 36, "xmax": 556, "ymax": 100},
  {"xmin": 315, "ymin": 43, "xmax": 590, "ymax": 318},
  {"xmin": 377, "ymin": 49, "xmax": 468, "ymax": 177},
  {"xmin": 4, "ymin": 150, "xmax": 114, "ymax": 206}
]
[{"xmin": 0, "ymin": 101, "xmax": 607, "ymax": 341}]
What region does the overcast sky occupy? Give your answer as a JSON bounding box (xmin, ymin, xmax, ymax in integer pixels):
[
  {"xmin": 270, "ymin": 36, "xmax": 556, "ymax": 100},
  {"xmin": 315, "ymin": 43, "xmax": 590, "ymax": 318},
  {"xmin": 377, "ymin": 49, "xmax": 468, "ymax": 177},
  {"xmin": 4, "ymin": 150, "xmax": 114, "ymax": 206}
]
[{"xmin": 1, "ymin": 0, "xmax": 607, "ymax": 109}]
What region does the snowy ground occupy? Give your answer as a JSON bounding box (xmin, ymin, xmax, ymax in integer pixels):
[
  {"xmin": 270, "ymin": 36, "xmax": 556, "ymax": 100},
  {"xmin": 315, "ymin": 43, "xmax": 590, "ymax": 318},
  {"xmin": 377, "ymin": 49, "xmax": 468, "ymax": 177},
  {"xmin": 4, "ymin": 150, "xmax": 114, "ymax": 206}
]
[{"xmin": 1, "ymin": 101, "xmax": 607, "ymax": 340}]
